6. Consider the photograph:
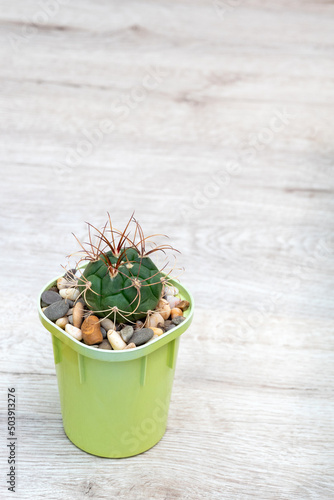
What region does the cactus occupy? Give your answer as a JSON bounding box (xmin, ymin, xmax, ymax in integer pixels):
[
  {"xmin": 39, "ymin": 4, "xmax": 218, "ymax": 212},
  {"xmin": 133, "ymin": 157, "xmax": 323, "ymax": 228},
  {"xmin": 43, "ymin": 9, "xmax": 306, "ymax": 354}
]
[{"xmin": 73, "ymin": 214, "xmax": 177, "ymax": 323}]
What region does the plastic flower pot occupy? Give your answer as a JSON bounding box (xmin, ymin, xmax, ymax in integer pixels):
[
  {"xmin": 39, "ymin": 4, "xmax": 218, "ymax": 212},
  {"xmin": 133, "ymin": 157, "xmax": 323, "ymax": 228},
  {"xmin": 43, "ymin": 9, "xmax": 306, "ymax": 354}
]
[{"xmin": 38, "ymin": 274, "xmax": 194, "ymax": 458}]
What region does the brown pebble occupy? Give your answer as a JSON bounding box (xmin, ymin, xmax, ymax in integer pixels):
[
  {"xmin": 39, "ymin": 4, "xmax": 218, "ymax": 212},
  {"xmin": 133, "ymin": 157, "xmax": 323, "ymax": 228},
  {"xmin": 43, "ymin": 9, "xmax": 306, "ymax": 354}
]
[
  {"xmin": 171, "ymin": 308, "xmax": 183, "ymax": 319},
  {"xmin": 177, "ymin": 300, "xmax": 190, "ymax": 311},
  {"xmin": 81, "ymin": 315, "xmax": 103, "ymax": 345},
  {"xmin": 135, "ymin": 320, "xmax": 144, "ymax": 330}
]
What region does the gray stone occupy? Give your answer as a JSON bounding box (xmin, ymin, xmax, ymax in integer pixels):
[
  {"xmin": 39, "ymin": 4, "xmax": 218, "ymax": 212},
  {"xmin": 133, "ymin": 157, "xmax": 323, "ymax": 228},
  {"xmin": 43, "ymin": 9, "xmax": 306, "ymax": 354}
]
[
  {"xmin": 100, "ymin": 327, "xmax": 107, "ymax": 339},
  {"xmin": 100, "ymin": 318, "xmax": 115, "ymax": 331},
  {"xmin": 64, "ymin": 268, "xmax": 77, "ymax": 280},
  {"xmin": 120, "ymin": 326, "xmax": 134, "ymax": 343},
  {"xmin": 99, "ymin": 339, "xmax": 112, "ymax": 350},
  {"xmin": 172, "ymin": 316, "xmax": 186, "ymax": 326},
  {"xmin": 130, "ymin": 328, "xmax": 154, "ymax": 346},
  {"xmin": 41, "ymin": 290, "xmax": 62, "ymax": 305},
  {"xmin": 43, "ymin": 300, "xmax": 69, "ymax": 321},
  {"xmin": 68, "ymin": 315, "xmax": 73, "ymax": 325},
  {"xmin": 165, "ymin": 324, "xmax": 174, "ymax": 332}
]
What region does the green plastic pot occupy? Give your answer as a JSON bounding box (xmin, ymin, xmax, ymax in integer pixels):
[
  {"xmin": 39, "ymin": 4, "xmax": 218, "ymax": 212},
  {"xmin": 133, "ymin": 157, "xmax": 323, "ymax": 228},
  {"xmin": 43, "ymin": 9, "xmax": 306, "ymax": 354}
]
[{"xmin": 38, "ymin": 274, "xmax": 194, "ymax": 458}]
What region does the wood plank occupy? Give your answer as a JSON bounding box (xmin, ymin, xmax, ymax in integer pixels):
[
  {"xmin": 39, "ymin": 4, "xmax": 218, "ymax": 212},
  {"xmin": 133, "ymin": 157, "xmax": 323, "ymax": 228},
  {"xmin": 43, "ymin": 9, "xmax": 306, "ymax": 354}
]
[{"xmin": 0, "ymin": 0, "xmax": 333, "ymax": 498}]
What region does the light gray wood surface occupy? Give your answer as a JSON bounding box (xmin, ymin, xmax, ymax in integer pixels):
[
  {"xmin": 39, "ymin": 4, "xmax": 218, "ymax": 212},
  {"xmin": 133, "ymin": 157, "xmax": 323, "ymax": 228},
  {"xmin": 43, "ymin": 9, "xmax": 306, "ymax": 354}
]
[{"xmin": 0, "ymin": 1, "xmax": 333, "ymax": 498}]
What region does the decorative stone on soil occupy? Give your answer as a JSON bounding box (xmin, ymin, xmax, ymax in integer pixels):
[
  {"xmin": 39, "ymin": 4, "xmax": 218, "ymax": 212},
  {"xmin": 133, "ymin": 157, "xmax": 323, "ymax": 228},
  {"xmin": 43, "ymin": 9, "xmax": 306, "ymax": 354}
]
[
  {"xmin": 157, "ymin": 298, "xmax": 171, "ymax": 320},
  {"xmin": 164, "ymin": 320, "xmax": 174, "ymax": 332},
  {"xmin": 130, "ymin": 328, "xmax": 154, "ymax": 346},
  {"xmin": 59, "ymin": 287, "xmax": 80, "ymax": 301},
  {"xmin": 42, "ymin": 277, "xmax": 187, "ymax": 350},
  {"xmin": 146, "ymin": 313, "xmax": 165, "ymax": 329},
  {"xmin": 120, "ymin": 326, "xmax": 134, "ymax": 343},
  {"xmin": 124, "ymin": 342, "xmax": 136, "ymax": 350},
  {"xmin": 171, "ymin": 308, "xmax": 183, "ymax": 319},
  {"xmin": 107, "ymin": 330, "xmax": 127, "ymax": 350},
  {"xmin": 56, "ymin": 316, "xmax": 68, "ymax": 329},
  {"xmin": 98, "ymin": 339, "xmax": 112, "ymax": 350},
  {"xmin": 73, "ymin": 302, "xmax": 84, "ymax": 328},
  {"xmin": 165, "ymin": 295, "xmax": 181, "ymax": 309},
  {"xmin": 44, "ymin": 300, "xmax": 69, "ymax": 321},
  {"xmin": 65, "ymin": 324, "xmax": 82, "ymax": 341},
  {"xmin": 41, "ymin": 290, "xmax": 62, "ymax": 305},
  {"xmin": 100, "ymin": 318, "xmax": 115, "ymax": 331},
  {"xmin": 63, "ymin": 268, "xmax": 77, "ymax": 281},
  {"xmin": 172, "ymin": 316, "xmax": 185, "ymax": 325},
  {"xmin": 81, "ymin": 315, "xmax": 103, "ymax": 345},
  {"xmin": 150, "ymin": 327, "xmax": 164, "ymax": 336},
  {"xmin": 57, "ymin": 277, "xmax": 72, "ymax": 290},
  {"xmin": 176, "ymin": 300, "xmax": 190, "ymax": 311},
  {"xmin": 164, "ymin": 285, "xmax": 179, "ymax": 296}
]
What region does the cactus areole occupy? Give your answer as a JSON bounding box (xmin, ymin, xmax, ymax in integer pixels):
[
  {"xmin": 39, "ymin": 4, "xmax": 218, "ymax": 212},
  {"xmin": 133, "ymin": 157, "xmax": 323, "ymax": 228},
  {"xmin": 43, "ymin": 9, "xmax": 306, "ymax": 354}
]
[{"xmin": 78, "ymin": 247, "xmax": 163, "ymax": 322}]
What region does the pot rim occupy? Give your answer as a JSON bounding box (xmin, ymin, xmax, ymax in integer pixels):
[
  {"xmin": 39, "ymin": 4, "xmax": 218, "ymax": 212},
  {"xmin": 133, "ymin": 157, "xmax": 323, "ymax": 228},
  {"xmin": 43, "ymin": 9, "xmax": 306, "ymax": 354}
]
[{"xmin": 38, "ymin": 271, "xmax": 194, "ymax": 362}]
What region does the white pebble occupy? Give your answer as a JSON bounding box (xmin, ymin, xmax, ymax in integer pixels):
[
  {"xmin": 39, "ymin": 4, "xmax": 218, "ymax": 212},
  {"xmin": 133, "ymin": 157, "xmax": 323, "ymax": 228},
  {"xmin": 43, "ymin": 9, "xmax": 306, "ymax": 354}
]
[
  {"xmin": 73, "ymin": 302, "xmax": 84, "ymax": 328},
  {"xmin": 65, "ymin": 324, "xmax": 82, "ymax": 341},
  {"xmin": 165, "ymin": 295, "xmax": 181, "ymax": 309},
  {"xmin": 164, "ymin": 285, "xmax": 179, "ymax": 296},
  {"xmin": 146, "ymin": 312, "xmax": 165, "ymax": 329},
  {"xmin": 56, "ymin": 316, "xmax": 68, "ymax": 329},
  {"xmin": 59, "ymin": 288, "xmax": 80, "ymax": 301},
  {"xmin": 107, "ymin": 330, "xmax": 126, "ymax": 350},
  {"xmin": 57, "ymin": 277, "xmax": 72, "ymax": 290}
]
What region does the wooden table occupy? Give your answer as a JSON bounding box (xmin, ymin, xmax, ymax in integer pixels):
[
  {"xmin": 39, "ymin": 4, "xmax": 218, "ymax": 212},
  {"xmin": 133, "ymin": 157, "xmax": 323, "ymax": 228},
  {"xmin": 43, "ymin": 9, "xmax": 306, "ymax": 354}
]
[{"xmin": 1, "ymin": 1, "xmax": 333, "ymax": 498}]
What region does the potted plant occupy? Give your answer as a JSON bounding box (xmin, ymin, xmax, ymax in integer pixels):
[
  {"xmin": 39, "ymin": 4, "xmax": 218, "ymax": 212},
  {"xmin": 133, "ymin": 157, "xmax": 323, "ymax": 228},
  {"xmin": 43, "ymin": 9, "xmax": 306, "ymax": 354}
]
[{"xmin": 38, "ymin": 214, "xmax": 194, "ymax": 457}]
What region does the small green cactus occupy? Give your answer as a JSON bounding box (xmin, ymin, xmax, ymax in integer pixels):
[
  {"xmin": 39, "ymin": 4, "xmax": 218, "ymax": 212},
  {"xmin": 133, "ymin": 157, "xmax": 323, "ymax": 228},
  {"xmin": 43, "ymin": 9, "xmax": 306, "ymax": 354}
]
[{"xmin": 74, "ymin": 214, "xmax": 176, "ymax": 323}]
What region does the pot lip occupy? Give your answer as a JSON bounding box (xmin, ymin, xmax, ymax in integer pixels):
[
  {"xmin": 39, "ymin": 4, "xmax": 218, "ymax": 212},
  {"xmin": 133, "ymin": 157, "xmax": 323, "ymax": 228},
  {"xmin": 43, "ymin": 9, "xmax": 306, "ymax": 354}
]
[{"xmin": 38, "ymin": 270, "xmax": 194, "ymax": 362}]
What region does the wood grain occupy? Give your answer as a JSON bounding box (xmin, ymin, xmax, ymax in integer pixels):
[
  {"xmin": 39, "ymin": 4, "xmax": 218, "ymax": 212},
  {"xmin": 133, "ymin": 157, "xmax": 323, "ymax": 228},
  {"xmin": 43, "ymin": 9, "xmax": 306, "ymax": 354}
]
[{"xmin": 0, "ymin": 1, "xmax": 333, "ymax": 498}]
